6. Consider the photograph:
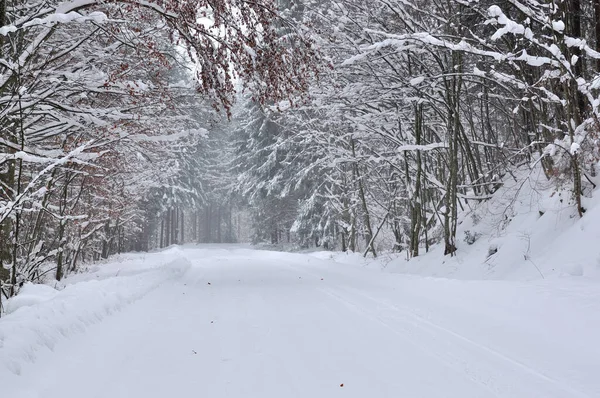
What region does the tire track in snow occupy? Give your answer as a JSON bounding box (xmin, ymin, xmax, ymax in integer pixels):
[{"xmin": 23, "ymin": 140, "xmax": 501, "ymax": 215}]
[
  {"xmin": 317, "ymin": 286, "xmax": 505, "ymax": 398},
  {"xmin": 339, "ymin": 285, "xmax": 591, "ymax": 398},
  {"xmin": 318, "ymin": 284, "xmax": 591, "ymax": 398}
]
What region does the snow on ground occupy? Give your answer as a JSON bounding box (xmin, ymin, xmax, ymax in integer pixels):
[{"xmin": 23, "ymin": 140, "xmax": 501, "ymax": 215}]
[
  {"xmin": 0, "ymin": 247, "xmax": 191, "ymax": 376},
  {"xmin": 2, "ymin": 245, "xmax": 600, "ymax": 397},
  {"xmin": 314, "ymin": 165, "xmax": 600, "ymax": 281}
]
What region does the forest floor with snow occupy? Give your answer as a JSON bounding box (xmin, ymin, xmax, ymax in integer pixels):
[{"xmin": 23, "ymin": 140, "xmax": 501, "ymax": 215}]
[
  {"xmin": 318, "ymin": 165, "xmax": 600, "ymax": 282},
  {"xmin": 2, "ymin": 244, "xmax": 600, "ymax": 397}
]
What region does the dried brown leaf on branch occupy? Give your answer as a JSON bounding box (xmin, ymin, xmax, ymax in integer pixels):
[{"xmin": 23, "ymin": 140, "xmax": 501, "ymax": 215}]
[{"xmin": 106, "ymin": 0, "xmax": 321, "ymax": 115}]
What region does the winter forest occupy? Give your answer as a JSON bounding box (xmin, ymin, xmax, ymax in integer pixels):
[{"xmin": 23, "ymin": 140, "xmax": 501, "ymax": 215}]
[{"xmin": 1, "ymin": 0, "xmax": 600, "ymax": 302}]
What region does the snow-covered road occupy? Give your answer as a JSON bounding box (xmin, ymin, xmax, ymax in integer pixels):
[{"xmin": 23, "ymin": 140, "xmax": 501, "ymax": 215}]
[{"xmin": 3, "ymin": 246, "xmax": 600, "ymax": 397}]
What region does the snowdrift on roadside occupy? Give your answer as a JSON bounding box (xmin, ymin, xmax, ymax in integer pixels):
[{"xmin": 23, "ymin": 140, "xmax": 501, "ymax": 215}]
[{"xmin": 0, "ymin": 247, "xmax": 190, "ymax": 376}]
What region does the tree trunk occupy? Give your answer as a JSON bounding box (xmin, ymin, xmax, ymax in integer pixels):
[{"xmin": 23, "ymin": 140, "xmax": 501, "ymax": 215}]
[
  {"xmin": 193, "ymin": 210, "xmax": 198, "ymax": 242},
  {"xmin": 206, "ymin": 205, "xmax": 212, "ymax": 242},
  {"xmin": 160, "ymin": 218, "xmax": 165, "ymax": 248},
  {"xmin": 351, "ymin": 138, "xmax": 376, "ymax": 257},
  {"xmin": 180, "ymin": 209, "xmax": 185, "ymax": 244},
  {"xmin": 171, "ymin": 207, "xmax": 178, "ymax": 245},
  {"xmin": 165, "ymin": 209, "xmax": 171, "ymax": 247},
  {"xmin": 217, "ymin": 206, "xmax": 222, "ymax": 243},
  {"xmin": 409, "ymin": 104, "xmax": 423, "ymax": 258},
  {"xmin": 56, "ymin": 174, "xmax": 71, "ymax": 281},
  {"xmin": 443, "ymin": 54, "xmax": 461, "ymax": 256},
  {"xmin": 595, "ymin": 0, "xmax": 600, "ymax": 71}
]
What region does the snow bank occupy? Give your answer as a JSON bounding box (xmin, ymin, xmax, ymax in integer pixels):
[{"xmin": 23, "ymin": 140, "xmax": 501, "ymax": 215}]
[
  {"xmin": 3, "ymin": 284, "xmax": 59, "ymax": 315},
  {"xmin": 308, "ymin": 250, "xmax": 372, "ymax": 267},
  {"xmin": 0, "ymin": 249, "xmax": 191, "ymax": 376}
]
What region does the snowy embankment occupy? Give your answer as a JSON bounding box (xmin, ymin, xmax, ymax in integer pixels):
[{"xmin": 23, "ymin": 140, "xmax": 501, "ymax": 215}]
[
  {"xmin": 0, "ymin": 247, "xmax": 191, "ymax": 376},
  {"xmin": 1, "ymin": 246, "xmax": 600, "ymax": 397},
  {"xmin": 313, "ymin": 165, "xmax": 600, "ymax": 281}
]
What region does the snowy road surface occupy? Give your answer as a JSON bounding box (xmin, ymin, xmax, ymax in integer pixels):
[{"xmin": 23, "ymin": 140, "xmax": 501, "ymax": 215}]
[{"xmin": 3, "ymin": 246, "xmax": 600, "ymax": 397}]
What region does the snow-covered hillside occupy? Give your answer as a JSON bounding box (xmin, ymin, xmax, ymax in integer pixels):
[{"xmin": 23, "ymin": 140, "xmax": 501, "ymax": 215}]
[{"xmin": 313, "ymin": 165, "xmax": 600, "ymax": 281}]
